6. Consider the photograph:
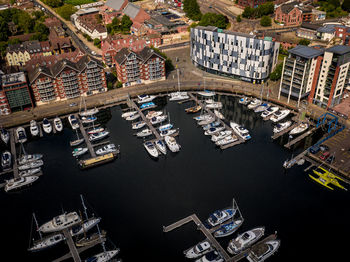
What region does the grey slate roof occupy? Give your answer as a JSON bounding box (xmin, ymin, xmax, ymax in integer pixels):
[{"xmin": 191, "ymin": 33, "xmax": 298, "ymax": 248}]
[
  {"xmin": 300, "ymin": 23, "xmax": 321, "ymax": 31},
  {"xmin": 326, "ymin": 45, "xmax": 350, "ymax": 55},
  {"xmin": 114, "ymin": 47, "xmax": 165, "ymax": 65},
  {"xmin": 280, "ymin": 1, "xmax": 300, "ymax": 14},
  {"xmin": 317, "ymin": 25, "xmax": 336, "ymax": 33},
  {"xmin": 288, "ymin": 45, "xmax": 324, "ymax": 59},
  {"xmin": 123, "ymin": 3, "xmax": 140, "ymax": 19},
  {"xmin": 105, "ymin": 0, "xmax": 126, "ymax": 11}
]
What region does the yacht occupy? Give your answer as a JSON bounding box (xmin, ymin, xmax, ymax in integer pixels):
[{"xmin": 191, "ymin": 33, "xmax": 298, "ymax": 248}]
[
  {"xmin": 87, "ymin": 127, "xmax": 104, "ymax": 134},
  {"xmin": 72, "ymin": 147, "xmax": 88, "ymax": 157},
  {"xmin": 239, "ymin": 97, "xmax": 250, "ymax": 105},
  {"xmin": 140, "ymin": 102, "xmax": 155, "ymax": 110},
  {"xmin": 194, "ymin": 113, "xmax": 211, "ymax": 121},
  {"xmin": 214, "ymin": 110, "xmax": 224, "ymax": 120},
  {"xmin": 81, "ymin": 116, "xmax": 97, "ymax": 124},
  {"xmin": 85, "ymin": 250, "xmax": 119, "ymax": 262},
  {"xmin": 19, "ymin": 167, "xmax": 41, "ymax": 177},
  {"xmin": 247, "ymin": 98, "xmax": 261, "ymax": 109},
  {"xmin": 159, "ymin": 123, "xmax": 173, "ymax": 132},
  {"xmin": 198, "ymin": 90, "xmax": 216, "ymax": 97},
  {"xmin": 1, "ymin": 151, "xmax": 11, "ymax": 170},
  {"xmin": 42, "ymin": 118, "xmax": 52, "ymax": 134},
  {"xmin": 70, "ymin": 217, "xmax": 101, "ymax": 236},
  {"xmin": 30, "ymin": 120, "xmax": 39, "ymax": 136},
  {"xmin": 155, "ymin": 140, "xmax": 167, "ymax": 155},
  {"xmin": 125, "ymin": 113, "xmax": 140, "ymax": 121},
  {"xmin": 195, "ymin": 251, "xmax": 224, "ymax": 262},
  {"xmin": 207, "ymin": 208, "xmax": 236, "ymax": 227},
  {"xmin": 137, "ymin": 94, "xmax": 156, "ymax": 104},
  {"xmin": 150, "ymin": 115, "xmax": 167, "ymax": 125},
  {"xmin": 1, "ymin": 128, "xmax": 9, "ymax": 144},
  {"xmin": 169, "ymin": 91, "xmax": 189, "ymax": 101},
  {"xmin": 18, "ymin": 154, "xmax": 43, "ymax": 165},
  {"xmin": 165, "ymin": 136, "xmax": 180, "ymax": 152},
  {"xmin": 28, "ymin": 233, "xmax": 65, "ymax": 252},
  {"xmin": 146, "ymin": 111, "xmax": 163, "ymax": 119},
  {"xmin": 68, "ymin": 115, "xmax": 79, "ymax": 130},
  {"xmin": 89, "ymin": 131, "xmax": 109, "ymax": 142},
  {"xmin": 227, "ymin": 227, "xmax": 265, "ymax": 254},
  {"xmin": 247, "ymin": 240, "xmax": 280, "ymax": 262},
  {"xmin": 144, "ymin": 141, "xmax": 159, "ymax": 158},
  {"xmin": 38, "ymin": 212, "xmax": 81, "ymax": 233},
  {"xmin": 76, "ymin": 231, "xmax": 106, "ymax": 247},
  {"xmin": 96, "ymin": 144, "xmax": 118, "ymax": 155},
  {"xmin": 204, "ymin": 126, "xmax": 225, "ymax": 136},
  {"xmin": 261, "ymin": 106, "xmax": 279, "ymax": 119},
  {"xmin": 132, "ymin": 121, "xmax": 146, "ymax": 130},
  {"xmin": 273, "ymin": 121, "xmax": 292, "ymax": 133},
  {"xmin": 16, "ymin": 126, "xmax": 27, "ymax": 143},
  {"xmin": 216, "ymin": 135, "xmax": 238, "ymax": 146},
  {"xmin": 270, "ymin": 109, "xmax": 290, "ymax": 123},
  {"xmin": 230, "ymin": 122, "xmax": 251, "ymax": 140},
  {"xmin": 202, "ymin": 121, "xmax": 221, "ymax": 131},
  {"xmin": 211, "ymin": 130, "xmax": 232, "ymax": 142},
  {"xmin": 213, "ymin": 218, "xmax": 244, "ymax": 238},
  {"xmin": 184, "ymin": 240, "xmax": 213, "ymax": 259},
  {"xmin": 70, "ymin": 138, "xmax": 84, "ymax": 147},
  {"xmin": 54, "ymin": 117, "xmax": 63, "ymax": 132},
  {"xmin": 185, "ymin": 105, "xmax": 202, "ymax": 113},
  {"xmin": 136, "ymin": 128, "xmax": 153, "ymax": 137},
  {"xmin": 206, "ymin": 102, "xmax": 222, "ymax": 109},
  {"xmin": 160, "ymin": 128, "xmax": 178, "ymax": 137},
  {"xmin": 80, "ymin": 108, "xmax": 99, "ymax": 117},
  {"xmin": 121, "ymin": 110, "xmax": 137, "ymax": 118},
  {"xmin": 18, "ymin": 160, "xmax": 44, "ymax": 171},
  {"xmin": 198, "ymin": 116, "xmax": 215, "ymax": 126},
  {"xmin": 289, "ymin": 122, "xmax": 309, "ymax": 135},
  {"xmin": 4, "ymin": 176, "xmax": 39, "ymax": 192},
  {"xmin": 254, "ymin": 103, "xmax": 269, "ymax": 113}
]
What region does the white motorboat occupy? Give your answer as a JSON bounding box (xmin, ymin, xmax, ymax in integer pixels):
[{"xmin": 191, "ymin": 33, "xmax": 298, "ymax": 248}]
[
  {"xmin": 28, "ymin": 233, "xmax": 64, "ymax": 252},
  {"xmin": 150, "ymin": 115, "xmax": 167, "ymax": 125},
  {"xmin": 273, "ymin": 121, "xmax": 292, "ymax": 133},
  {"xmin": 70, "ymin": 217, "xmax": 101, "ymax": 236},
  {"xmin": 89, "ymin": 131, "xmax": 109, "ymax": 142},
  {"xmin": 85, "ymin": 250, "xmax": 119, "ymax": 262},
  {"xmin": 227, "ymin": 227, "xmax": 265, "ymax": 254},
  {"xmin": 204, "ymin": 126, "xmax": 225, "ymax": 136},
  {"xmin": 125, "ymin": 113, "xmax": 140, "ymax": 121},
  {"xmin": 1, "ymin": 151, "xmax": 11, "ymax": 170},
  {"xmin": 18, "ymin": 154, "xmax": 43, "ymax": 165},
  {"xmin": 207, "ymin": 208, "xmax": 236, "ymax": 227},
  {"xmin": 160, "ymin": 128, "xmax": 178, "ymax": 137},
  {"xmin": 198, "ymin": 116, "xmax": 215, "ymax": 126},
  {"xmin": 155, "ymin": 140, "xmax": 167, "ymax": 155},
  {"xmin": 159, "ymin": 123, "xmax": 173, "ymax": 132},
  {"xmin": 81, "ymin": 116, "xmax": 97, "ymax": 124},
  {"xmin": 193, "ymin": 113, "xmax": 211, "ymax": 121},
  {"xmin": 146, "ymin": 111, "xmax": 163, "ymax": 119},
  {"xmin": 87, "ymin": 127, "xmax": 104, "ymax": 134},
  {"xmin": 211, "ymin": 130, "xmax": 232, "ymax": 142},
  {"xmin": 18, "ymin": 160, "xmax": 44, "ymax": 171},
  {"xmin": 96, "ymin": 144, "xmax": 118, "ymax": 155},
  {"xmin": 289, "ymin": 122, "xmax": 309, "ymax": 135},
  {"xmin": 270, "ymin": 109, "xmax": 290, "ymax": 123},
  {"xmin": 203, "ymin": 121, "xmax": 221, "ymax": 131},
  {"xmin": 121, "ymin": 110, "xmax": 137, "ymax": 118},
  {"xmin": 247, "ymin": 240, "xmax": 280, "ymax": 262},
  {"xmin": 54, "ymin": 117, "xmax": 63, "ymax": 132},
  {"xmin": 38, "ymin": 212, "xmax": 81, "ymax": 233},
  {"xmin": 214, "ymin": 110, "xmax": 225, "ymax": 120},
  {"xmin": 144, "ymin": 141, "xmax": 159, "ymax": 158},
  {"xmin": 261, "ymin": 106, "xmax": 279, "ymax": 119},
  {"xmin": 42, "ymin": 118, "xmax": 52, "ymax": 134},
  {"xmin": 216, "ymin": 135, "xmax": 238, "ymax": 146},
  {"xmin": 136, "ymin": 128, "xmax": 153, "ymax": 137},
  {"xmin": 80, "ymin": 108, "xmax": 99, "ymax": 117},
  {"xmin": 68, "ymin": 115, "xmax": 79, "ymax": 130},
  {"xmin": 137, "ymin": 94, "xmax": 156, "ymax": 104},
  {"xmin": 247, "ymin": 98, "xmax": 261, "ymax": 109},
  {"xmin": 206, "ymin": 102, "xmax": 222, "ymax": 109},
  {"xmin": 239, "ymin": 97, "xmax": 250, "ymax": 105},
  {"xmin": 184, "ymin": 240, "xmax": 213, "ymax": 259},
  {"xmin": 16, "ymin": 126, "xmax": 27, "ymax": 143},
  {"xmin": 165, "ymin": 135, "xmax": 180, "ymax": 152},
  {"xmin": 72, "ymin": 147, "xmax": 88, "ymax": 157},
  {"xmin": 4, "ymin": 176, "xmax": 39, "ymax": 192},
  {"xmin": 205, "ymin": 99, "xmax": 215, "ymax": 104},
  {"xmin": 19, "ymin": 167, "xmax": 41, "ymax": 177},
  {"xmin": 230, "ymin": 122, "xmax": 251, "ymax": 140},
  {"xmin": 169, "ymin": 91, "xmax": 189, "ymax": 101},
  {"xmin": 1, "ymin": 128, "xmax": 9, "ymax": 144},
  {"xmin": 254, "ymin": 103, "xmax": 269, "ymax": 113},
  {"xmin": 195, "ymin": 250, "xmax": 224, "ymax": 262},
  {"xmin": 30, "ymin": 120, "xmax": 39, "ymax": 136},
  {"xmin": 198, "ymin": 90, "xmax": 216, "ymax": 97},
  {"xmin": 132, "ymin": 121, "xmax": 146, "ymax": 130},
  {"xmin": 213, "ymin": 218, "xmax": 244, "ymax": 238}
]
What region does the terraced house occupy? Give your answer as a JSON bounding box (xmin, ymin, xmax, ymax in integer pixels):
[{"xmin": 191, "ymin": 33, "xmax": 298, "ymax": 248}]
[{"xmin": 28, "ymin": 55, "xmax": 107, "ymax": 105}]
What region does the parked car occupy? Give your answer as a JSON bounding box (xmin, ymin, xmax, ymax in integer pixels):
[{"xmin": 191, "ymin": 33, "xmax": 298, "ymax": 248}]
[
  {"xmin": 69, "ymin": 102, "xmax": 78, "ymax": 107},
  {"xmin": 309, "ymin": 145, "xmax": 320, "ymax": 154},
  {"xmin": 319, "ymin": 144, "xmax": 329, "ymax": 152},
  {"xmin": 326, "ymin": 155, "xmax": 335, "ymax": 164},
  {"xmin": 320, "ymin": 151, "xmax": 330, "ymax": 160}
]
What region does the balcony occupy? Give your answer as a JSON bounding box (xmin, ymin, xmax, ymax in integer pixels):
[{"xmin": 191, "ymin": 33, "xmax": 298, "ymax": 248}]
[{"xmin": 86, "ymin": 68, "xmax": 100, "ymax": 74}]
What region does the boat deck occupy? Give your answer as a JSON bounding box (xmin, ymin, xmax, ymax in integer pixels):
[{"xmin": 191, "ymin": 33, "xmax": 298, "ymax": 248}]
[
  {"xmin": 271, "ymin": 123, "xmax": 298, "ymax": 140},
  {"xmin": 284, "ymin": 126, "xmax": 318, "ymax": 149}
]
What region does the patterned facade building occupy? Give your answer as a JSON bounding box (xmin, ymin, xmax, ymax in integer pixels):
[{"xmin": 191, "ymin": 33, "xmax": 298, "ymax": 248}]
[
  {"xmin": 190, "ymin": 26, "xmax": 280, "ymax": 83},
  {"xmin": 28, "ymin": 55, "xmax": 107, "ymax": 105}
]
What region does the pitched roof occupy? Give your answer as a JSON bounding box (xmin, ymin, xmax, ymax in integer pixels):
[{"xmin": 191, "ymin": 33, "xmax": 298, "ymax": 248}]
[
  {"xmin": 138, "ymin": 46, "xmax": 165, "ymax": 63},
  {"xmin": 114, "ymin": 46, "xmax": 165, "ymax": 65},
  {"xmin": 105, "ymin": 0, "xmax": 127, "ymax": 11},
  {"xmin": 280, "ymin": 1, "xmax": 300, "ymax": 14},
  {"xmin": 114, "ymin": 48, "xmax": 133, "ymax": 64},
  {"xmin": 123, "ymin": 3, "xmax": 140, "ymax": 19}
]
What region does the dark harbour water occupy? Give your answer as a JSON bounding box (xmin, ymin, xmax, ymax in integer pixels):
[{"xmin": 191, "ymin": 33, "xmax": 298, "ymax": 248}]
[{"xmin": 0, "ymin": 95, "xmax": 349, "ymax": 262}]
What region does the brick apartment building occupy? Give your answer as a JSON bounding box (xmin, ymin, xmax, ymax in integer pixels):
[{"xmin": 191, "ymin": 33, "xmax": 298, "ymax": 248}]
[{"xmin": 274, "ymin": 1, "xmax": 303, "ymax": 26}]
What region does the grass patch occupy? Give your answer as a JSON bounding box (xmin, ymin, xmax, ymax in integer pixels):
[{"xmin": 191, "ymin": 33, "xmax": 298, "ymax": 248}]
[{"xmin": 63, "ymin": 0, "xmax": 96, "ymax": 6}]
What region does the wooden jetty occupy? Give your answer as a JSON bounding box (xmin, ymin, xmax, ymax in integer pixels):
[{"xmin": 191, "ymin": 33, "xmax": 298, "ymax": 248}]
[
  {"xmin": 76, "ymin": 114, "xmax": 96, "ymax": 158},
  {"xmin": 10, "ymin": 129, "xmax": 19, "ymax": 179},
  {"xmin": 62, "ymin": 229, "xmax": 81, "ymax": 262},
  {"xmin": 284, "ymin": 126, "xmax": 318, "ymax": 149},
  {"xmin": 271, "ymin": 123, "xmax": 298, "ymax": 140}
]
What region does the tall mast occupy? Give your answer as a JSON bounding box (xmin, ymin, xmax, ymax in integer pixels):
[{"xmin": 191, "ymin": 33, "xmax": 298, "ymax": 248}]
[
  {"xmin": 177, "ymin": 68, "xmax": 180, "ymax": 92},
  {"xmin": 80, "ymin": 194, "xmax": 89, "ymax": 221},
  {"xmin": 33, "ymin": 213, "xmax": 42, "ymax": 240},
  {"xmin": 96, "ymin": 223, "xmax": 107, "ymax": 254}
]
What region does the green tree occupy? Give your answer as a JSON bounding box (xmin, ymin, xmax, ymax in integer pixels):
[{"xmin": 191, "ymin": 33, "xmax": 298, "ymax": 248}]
[
  {"xmin": 242, "ymin": 7, "xmax": 254, "ymax": 18},
  {"xmin": 34, "ymin": 22, "xmax": 49, "ymax": 36},
  {"xmin": 236, "ymin": 15, "xmax": 242, "ymax": 22},
  {"xmin": 260, "ymin": 16, "xmax": 271, "ymax": 27},
  {"xmin": 8, "ymin": 38, "xmax": 21, "ymax": 45},
  {"xmin": 298, "ymin": 39, "xmax": 310, "ymax": 46},
  {"xmin": 342, "ymin": 0, "xmax": 350, "ymax": 11},
  {"xmin": 198, "ymin": 13, "xmax": 229, "ymax": 29},
  {"xmin": 93, "ymin": 38, "xmax": 101, "ymax": 48},
  {"xmin": 0, "ymin": 17, "xmax": 9, "ymax": 41},
  {"xmin": 269, "ymin": 63, "xmax": 283, "ymax": 81},
  {"xmin": 32, "ymin": 11, "xmax": 45, "ymax": 20},
  {"xmin": 121, "ymin": 15, "xmax": 133, "ymax": 33},
  {"xmin": 17, "ymin": 12, "xmax": 35, "ymax": 33},
  {"xmin": 0, "ymin": 41, "xmax": 7, "ymax": 57},
  {"xmin": 183, "ymin": 0, "xmax": 202, "ymax": 21},
  {"xmin": 56, "ymin": 4, "xmax": 77, "ymax": 21},
  {"xmin": 43, "ymin": 0, "xmax": 63, "ymax": 8}
]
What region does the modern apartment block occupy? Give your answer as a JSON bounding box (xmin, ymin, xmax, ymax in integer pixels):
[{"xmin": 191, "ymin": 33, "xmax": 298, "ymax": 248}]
[
  {"xmin": 28, "ymin": 55, "xmax": 107, "ymax": 105},
  {"xmin": 114, "ymin": 46, "xmax": 165, "ymax": 87},
  {"xmin": 278, "ymin": 45, "xmax": 324, "ymax": 106},
  {"xmin": 0, "ymin": 72, "xmax": 33, "ymax": 114},
  {"xmin": 190, "ymin": 26, "xmax": 280, "ymax": 83},
  {"xmin": 308, "ymin": 45, "xmax": 350, "ymax": 108}
]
